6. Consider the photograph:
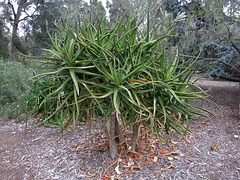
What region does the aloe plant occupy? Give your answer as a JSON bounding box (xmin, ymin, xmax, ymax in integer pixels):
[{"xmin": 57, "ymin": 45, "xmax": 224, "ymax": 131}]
[{"xmin": 26, "ymin": 15, "xmax": 218, "ymax": 158}]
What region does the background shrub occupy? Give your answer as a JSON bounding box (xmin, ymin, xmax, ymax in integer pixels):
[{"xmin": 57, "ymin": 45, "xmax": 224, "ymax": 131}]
[{"xmin": 0, "ymin": 60, "xmax": 34, "ymax": 119}]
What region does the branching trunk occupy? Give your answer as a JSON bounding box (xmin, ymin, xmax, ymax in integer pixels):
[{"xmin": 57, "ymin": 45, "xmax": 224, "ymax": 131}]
[
  {"xmin": 109, "ymin": 113, "xmax": 119, "ymax": 159},
  {"xmin": 115, "ymin": 117, "xmax": 120, "ymax": 143},
  {"xmin": 131, "ymin": 123, "xmax": 139, "ymax": 152},
  {"xmin": 97, "ymin": 113, "xmax": 121, "ymax": 159}
]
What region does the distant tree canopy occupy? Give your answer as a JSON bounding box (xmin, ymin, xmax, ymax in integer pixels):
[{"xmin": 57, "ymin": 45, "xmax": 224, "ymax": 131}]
[
  {"xmin": 148, "ymin": 0, "xmax": 240, "ymax": 79},
  {"xmin": 23, "ymin": 0, "xmax": 63, "ymax": 55}
]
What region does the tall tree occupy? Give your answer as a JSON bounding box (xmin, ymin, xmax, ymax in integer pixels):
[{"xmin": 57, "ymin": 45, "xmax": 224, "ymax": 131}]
[
  {"xmin": 1, "ymin": 0, "xmax": 37, "ymax": 61},
  {"xmin": 0, "ymin": 18, "xmax": 9, "ymax": 59},
  {"xmin": 107, "ymin": 0, "xmax": 146, "ymax": 25},
  {"xmin": 24, "ymin": 0, "xmax": 63, "ymax": 55},
  {"xmin": 62, "ymin": 0, "xmax": 89, "ymax": 23},
  {"xmin": 63, "ymin": 0, "xmax": 106, "ymax": 26},
  {"xmin": 175, "ymin": 0, "xmax": 240, "ymax": 79}
]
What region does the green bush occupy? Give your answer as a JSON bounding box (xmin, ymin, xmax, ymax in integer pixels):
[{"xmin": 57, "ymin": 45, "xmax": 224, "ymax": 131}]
[
  {"xmin": 0, "ymin": 60, "xmax": 34, "ymax": 119},
  {"xmin": 26, "ymin": 16, "xmax": 218, "ymax": 158}
]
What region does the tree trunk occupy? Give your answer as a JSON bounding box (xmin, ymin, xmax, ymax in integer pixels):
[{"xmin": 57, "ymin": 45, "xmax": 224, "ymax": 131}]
[
  {"xmin": 10, "ymin": 24, "xmax": 18, "ymax": 61},
  {"xmin": 8, "ymin": 0, "xmax": 31, "ymax": 61},
  {"xmin": 131, "ymin": 123, "xmax": 139, "ymax": 152},
  {"xmin": 109, "ymin": 113, "xmax": 119, "ymax": 159}
]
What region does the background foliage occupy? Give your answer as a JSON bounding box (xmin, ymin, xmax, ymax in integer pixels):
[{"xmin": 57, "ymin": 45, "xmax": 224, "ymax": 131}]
[
  {"xmin": 0, "ymin": 18, "xmax": 9, "ymax": 59},
  {"xmin": 0, "ymin": 60, "xmax": 34, "ymax": 119},
  {"xmin": 0, "ymin": 0, "xmax": 239, "ymax": 78}
]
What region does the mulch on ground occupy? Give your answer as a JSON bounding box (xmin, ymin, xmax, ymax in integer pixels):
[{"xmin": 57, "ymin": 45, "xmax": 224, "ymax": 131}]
[{"xmin": 0, "ymin": 83, "xmax": 239, "ymax": 180}]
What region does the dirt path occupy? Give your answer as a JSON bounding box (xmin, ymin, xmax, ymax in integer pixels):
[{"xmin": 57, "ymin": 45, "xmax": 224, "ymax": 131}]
[
  {"xmin": 191, "ymin": 76, "xmax": 239, "ymax": 89},
  {"xmin": 0, "ymin": 78, "xmax": 239, "ymax": 180}
]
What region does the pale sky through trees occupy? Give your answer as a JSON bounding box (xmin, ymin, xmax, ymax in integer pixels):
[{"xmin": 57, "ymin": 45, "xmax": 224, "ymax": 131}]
[
  {"xmin": 2, "ymin": 0, "xmax": 238, "ymax": 37},
  {"xmin": 7, "ymin": 0, "xmax": 112, "ymax": 37}
]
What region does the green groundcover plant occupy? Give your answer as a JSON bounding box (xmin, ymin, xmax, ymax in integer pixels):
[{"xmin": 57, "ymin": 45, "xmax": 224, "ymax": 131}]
[{"xmin": 25, "ymin": 15, "xmax": 218, "ymax": 158}]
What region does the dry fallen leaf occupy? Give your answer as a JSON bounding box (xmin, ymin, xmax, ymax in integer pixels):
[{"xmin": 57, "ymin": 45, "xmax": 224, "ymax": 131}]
[
  {"xmin": 234, "ymin": 135, "xmax": 239, "ymax": 139},
  {"xmin": 128, "ymin": 161, "xmax": 134, "ymax": 166},
  {"xmin": 128, "ymin": 157, "xmax": 134, "ymax": 166},
  {"xmin": 174, "ymin": 156, "xmax": 180, "ymax": 160},
  {"xmin": 172, "ymin": 150, "xmax": 182, "ymax": 155},
  {"xmin": 171, "ymin": 141, "xmax": 178, "ymax": 145},
  {"xmin": 76, "ymin": 146, "xmax": 83, "ymax": 151},
  {"xmin": 115, "ymin": 165, "xmax": 121, "ymax": 175}
]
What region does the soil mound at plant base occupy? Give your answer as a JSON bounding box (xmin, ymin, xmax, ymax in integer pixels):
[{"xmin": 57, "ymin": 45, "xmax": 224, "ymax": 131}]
[{"xmin": 0, "ymin": 80, "xmax": 239, "ymax": 179}]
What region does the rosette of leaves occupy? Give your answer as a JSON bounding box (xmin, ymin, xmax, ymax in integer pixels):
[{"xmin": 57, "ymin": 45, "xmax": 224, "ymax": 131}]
[{"xmin": 26, "ymin": 15, "xmax": 218, "ymax": 158}]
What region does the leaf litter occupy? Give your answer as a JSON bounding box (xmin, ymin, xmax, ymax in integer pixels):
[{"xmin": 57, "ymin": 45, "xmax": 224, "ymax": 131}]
[{"xmin": 0, "ymin": 85, "xmax": 239, "ymax": 179}]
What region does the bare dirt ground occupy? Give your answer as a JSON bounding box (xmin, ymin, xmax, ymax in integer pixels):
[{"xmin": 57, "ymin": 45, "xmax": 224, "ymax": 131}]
[{"xmin": 0, "ymin": 79, "xmax": 239, "ymax": 180}]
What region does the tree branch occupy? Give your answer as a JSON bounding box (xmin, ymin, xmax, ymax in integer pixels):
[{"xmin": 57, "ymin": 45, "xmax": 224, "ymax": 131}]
[
  {"xmin": 19, "ymin": 3, "xmax": 38, "ymax": 22},
  {"xmin": 19, "ymin": 15, "xmax": 33, "ymax": 22},
  {"xmin": 230, "ymin": 39, "xmax": 240, "ymax": 54},
  {"xmin": 8, "ymin": 0, "xmax": 16, "ymax": 17},
  {"xmin": 226, "ymin": 25, "xmax": 240, "ymax": 54},
  {"xmin": 179, "ymin": 54, "xmax": 240, "ymax": 75}
]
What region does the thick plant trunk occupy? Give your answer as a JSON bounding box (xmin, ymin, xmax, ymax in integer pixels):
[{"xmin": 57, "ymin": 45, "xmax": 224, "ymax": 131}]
[
  {"xmin": 109, "ymin": 113, "xmax": 119, "ymax": 159},
  {"xmin": 131, "ymin": 123, "xmax": 139, "ymax": 152},
  {"xmin": 97, "ymin": 113, "xmax": 120, "ymax": 158}
]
